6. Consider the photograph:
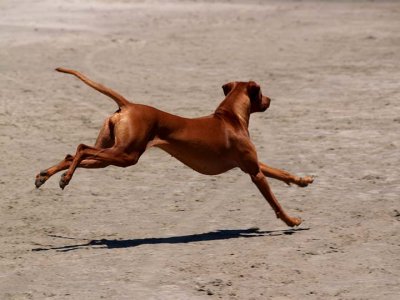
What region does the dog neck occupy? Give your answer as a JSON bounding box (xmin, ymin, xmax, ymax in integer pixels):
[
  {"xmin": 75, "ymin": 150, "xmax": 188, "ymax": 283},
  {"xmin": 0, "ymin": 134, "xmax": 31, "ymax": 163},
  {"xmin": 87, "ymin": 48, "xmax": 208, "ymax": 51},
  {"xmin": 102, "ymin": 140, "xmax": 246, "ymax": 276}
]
[{"xmin": 214, "ymin": 86, "xmax": 251, "ymax": 129}]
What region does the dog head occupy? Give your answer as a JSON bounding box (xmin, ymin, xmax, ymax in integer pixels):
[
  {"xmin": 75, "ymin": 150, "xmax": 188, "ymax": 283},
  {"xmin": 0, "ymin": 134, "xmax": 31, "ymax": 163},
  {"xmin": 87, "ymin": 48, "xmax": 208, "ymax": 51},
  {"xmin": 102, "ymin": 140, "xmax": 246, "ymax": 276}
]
[{"xmin": 222, "ymin": 81, "xmax": 271, "ymax": 113}]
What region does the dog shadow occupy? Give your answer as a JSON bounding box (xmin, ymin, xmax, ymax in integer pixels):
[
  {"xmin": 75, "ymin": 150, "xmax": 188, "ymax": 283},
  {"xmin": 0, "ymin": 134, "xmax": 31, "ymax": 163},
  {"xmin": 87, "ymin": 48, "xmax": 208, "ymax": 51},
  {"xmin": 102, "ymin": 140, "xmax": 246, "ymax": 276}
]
[{"xmin": 32, "ymin": 227, "xmax": 310, "ymax": 252}]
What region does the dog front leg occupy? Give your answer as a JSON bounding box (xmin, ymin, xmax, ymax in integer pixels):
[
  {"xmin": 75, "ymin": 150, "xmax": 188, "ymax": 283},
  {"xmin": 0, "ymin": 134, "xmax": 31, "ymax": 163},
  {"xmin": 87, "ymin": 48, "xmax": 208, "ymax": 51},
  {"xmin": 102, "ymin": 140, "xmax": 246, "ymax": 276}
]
[
  {"xmin": 250, "ymin": 171, "xmax": 302, "ymax": 227},
  {"xmin": 238, "ymin": 144, "xmax": 301, "ymax": 227},
  {"xmin": 259, "ymin": 162, "xmax": 314, "ymax": 187}
]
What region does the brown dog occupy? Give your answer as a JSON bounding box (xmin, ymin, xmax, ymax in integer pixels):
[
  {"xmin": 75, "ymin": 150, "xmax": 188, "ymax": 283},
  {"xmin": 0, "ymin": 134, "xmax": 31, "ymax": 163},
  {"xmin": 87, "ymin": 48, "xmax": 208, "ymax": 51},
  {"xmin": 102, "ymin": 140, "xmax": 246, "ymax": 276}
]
[{"xmin": 35, "ymin": 68, "xmax": 313, "ymax": 227}]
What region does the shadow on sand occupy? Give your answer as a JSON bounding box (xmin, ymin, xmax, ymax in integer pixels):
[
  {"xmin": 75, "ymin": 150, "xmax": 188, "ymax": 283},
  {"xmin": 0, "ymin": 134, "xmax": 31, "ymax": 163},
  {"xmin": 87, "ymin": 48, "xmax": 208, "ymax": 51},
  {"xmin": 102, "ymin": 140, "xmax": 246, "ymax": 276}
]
[{"xmin": 32, "ymin": 227, "xmax": 309, "ymax": 252}]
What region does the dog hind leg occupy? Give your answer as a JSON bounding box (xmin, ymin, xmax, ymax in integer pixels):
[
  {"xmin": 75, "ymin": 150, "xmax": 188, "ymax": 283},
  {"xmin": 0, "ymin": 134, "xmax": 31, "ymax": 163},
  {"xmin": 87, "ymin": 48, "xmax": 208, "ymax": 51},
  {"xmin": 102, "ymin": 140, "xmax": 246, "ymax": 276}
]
[
  {"xmin": 59, "ymin": 144, "xmax": 142, "ymax": 189},
  {"xmin": 35, "ymin": 155, "xmax": 112, "ymax": 188},
  {"xmin": 35, "ymin": 116, "xmax": 115, "ymax": 188}
]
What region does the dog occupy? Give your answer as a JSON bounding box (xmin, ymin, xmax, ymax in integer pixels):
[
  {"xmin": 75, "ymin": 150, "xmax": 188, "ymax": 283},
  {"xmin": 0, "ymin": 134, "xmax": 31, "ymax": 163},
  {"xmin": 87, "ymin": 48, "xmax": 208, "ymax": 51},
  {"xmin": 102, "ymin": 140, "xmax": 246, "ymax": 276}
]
[{"xmin": 35, "ymin": 68, "xmax": 314, "ymax": 227}]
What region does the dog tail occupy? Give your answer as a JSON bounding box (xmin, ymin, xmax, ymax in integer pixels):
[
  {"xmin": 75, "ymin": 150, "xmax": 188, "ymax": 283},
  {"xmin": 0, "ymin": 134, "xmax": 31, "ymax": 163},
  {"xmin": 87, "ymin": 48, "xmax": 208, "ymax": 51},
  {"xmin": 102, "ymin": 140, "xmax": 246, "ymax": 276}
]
[{"xmin": 55, "ymin": 67, "xmax": 130, "ymax": 108}]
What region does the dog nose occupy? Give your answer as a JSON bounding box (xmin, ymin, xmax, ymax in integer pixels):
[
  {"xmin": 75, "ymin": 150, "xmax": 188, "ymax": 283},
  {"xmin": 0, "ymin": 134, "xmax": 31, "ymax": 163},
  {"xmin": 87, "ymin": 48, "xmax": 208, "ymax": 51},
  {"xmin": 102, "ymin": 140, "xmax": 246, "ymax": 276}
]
[{"xmin": 262, "ymin": 97, "xmax": 271, "ymax": 111}]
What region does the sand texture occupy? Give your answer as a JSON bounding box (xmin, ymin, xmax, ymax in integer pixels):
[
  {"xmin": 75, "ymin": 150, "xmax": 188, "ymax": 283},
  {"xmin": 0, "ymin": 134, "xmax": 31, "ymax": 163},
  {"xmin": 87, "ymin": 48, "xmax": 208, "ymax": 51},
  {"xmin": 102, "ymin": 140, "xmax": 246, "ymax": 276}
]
[{"xmin": 0, "ymin": 0, "xmax": 399, "ymax": 299}]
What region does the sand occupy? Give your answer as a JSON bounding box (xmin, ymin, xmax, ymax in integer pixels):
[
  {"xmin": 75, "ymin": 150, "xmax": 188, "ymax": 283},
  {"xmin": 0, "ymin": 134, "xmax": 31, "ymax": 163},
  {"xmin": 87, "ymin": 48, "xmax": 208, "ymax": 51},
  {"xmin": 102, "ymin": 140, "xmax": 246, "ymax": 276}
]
[{"xmin": 0, "ymin": 0, "xmax": 399, "ymax": 299}]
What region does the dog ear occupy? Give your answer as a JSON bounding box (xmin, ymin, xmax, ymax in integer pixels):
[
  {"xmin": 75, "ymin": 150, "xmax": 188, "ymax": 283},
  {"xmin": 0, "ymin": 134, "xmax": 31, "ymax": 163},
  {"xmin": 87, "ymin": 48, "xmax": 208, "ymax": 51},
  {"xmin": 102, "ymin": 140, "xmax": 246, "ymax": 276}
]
[
  {"xmin": 222, "ymin": 82, "xmax": 235, "ymax": 96},
  {"xmin": 247, "ymin": 81, "xmax": 260, "ymax": 100}
]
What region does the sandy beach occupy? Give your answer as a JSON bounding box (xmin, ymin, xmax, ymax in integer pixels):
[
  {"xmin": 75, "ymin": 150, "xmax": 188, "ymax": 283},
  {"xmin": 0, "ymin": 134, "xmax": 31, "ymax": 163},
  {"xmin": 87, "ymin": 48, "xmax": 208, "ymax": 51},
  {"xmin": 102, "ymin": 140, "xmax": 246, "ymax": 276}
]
[{"xmin": 0, "ymin": 0, "xmax": 399, "ymax": 299}]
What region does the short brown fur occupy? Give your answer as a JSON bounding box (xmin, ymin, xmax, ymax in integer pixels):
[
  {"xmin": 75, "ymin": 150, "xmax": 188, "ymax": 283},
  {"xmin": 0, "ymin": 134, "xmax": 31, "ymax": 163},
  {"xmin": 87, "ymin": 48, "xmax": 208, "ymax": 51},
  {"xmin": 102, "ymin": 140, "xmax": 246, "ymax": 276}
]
[{"xmin": 35, "ymin": 68, "xmax": 314, "ymax": 227}]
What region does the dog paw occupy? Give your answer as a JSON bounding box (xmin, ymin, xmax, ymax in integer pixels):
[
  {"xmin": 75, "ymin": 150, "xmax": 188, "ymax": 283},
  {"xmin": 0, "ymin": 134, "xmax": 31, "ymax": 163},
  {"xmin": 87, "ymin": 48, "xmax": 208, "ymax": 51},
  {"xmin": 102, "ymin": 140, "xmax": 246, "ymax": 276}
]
[
  {"xmin": 285, "ymin": 217, "xmax": 302, "ymax": 227},
  {"xmin": 297, "ymin": 176, "xmax": 314, "ymax": 187},
  {"xmin": 35, "ymin": 170, "xmax": 48, "ymax": 188},
  {"xmin": 59, "ymin": 172, "xmax": 70, "ymax": 190}
]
